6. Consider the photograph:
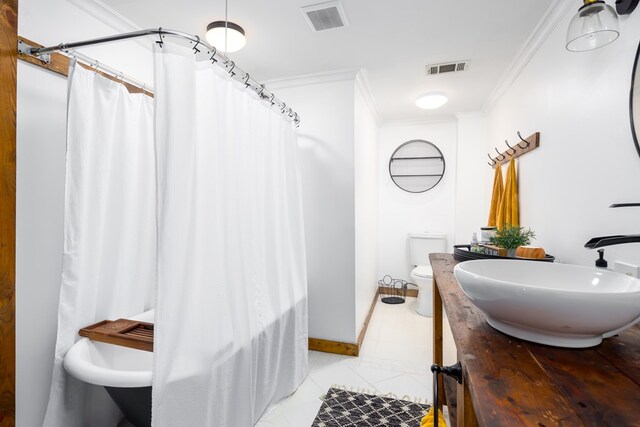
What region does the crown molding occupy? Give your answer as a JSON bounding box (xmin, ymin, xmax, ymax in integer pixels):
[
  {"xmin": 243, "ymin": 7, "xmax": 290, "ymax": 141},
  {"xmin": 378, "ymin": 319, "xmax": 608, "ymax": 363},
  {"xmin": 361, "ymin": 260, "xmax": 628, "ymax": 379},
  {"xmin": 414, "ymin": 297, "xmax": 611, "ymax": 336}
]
[
  {"xmin": 455, "ymin": 111, "xmax": 486, "ymax": 120},
  {"xmin": 380, "ymin": 115, "xmax": 458, "ymax": 128},
  {"xmin": 263, "ymin": 68, "xmax": 360, "ymax": 90},
  {"xmin": 66, "ymin": 0, "xmax": 147, "ymax": 47},
  {"xmin": 355, "ymin": 70, "xmax": 380, "ymax": 124},
  {"xmin": 482, "ymin": 0, "xmax": 576, "ymax": 114}
]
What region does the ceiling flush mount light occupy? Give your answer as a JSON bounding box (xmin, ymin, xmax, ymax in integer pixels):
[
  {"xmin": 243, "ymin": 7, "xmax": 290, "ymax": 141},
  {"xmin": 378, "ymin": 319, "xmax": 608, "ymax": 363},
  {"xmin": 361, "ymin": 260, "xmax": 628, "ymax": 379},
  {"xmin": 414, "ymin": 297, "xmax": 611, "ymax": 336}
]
[
  {"xmin": 206, "ymin": 21, "xmax": 246, "ymax": 53},
  {"xmin": 566, "ymin": 0, "xmax": 638, "ymax": 52},
  {"xmin": 415, "ymin": 92, "xmax": 448, "ymax": 110}
]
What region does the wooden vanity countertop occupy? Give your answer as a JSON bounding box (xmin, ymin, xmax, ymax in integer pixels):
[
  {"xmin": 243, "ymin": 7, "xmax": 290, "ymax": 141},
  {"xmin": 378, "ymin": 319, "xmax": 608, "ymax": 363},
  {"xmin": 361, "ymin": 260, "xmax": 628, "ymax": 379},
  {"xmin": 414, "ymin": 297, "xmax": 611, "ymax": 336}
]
[{"xmin": 430, "ymin": 253, "xmax": 640, "ymax": 427}]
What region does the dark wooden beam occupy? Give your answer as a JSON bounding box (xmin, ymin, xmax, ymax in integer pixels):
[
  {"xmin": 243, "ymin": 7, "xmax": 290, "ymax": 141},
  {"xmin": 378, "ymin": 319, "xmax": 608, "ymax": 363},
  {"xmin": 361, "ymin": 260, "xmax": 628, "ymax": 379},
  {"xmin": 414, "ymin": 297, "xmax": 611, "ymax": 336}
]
[{"xmin": 0, "ymin": 0, "xmax": 17, "ymax": 425}]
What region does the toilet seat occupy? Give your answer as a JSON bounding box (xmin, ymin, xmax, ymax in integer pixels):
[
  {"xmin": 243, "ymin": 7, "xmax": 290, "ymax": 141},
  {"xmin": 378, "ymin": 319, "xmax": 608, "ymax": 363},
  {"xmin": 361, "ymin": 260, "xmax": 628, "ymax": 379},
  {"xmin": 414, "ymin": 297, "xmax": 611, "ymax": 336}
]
[
  {"xmin": 412, "ymin": 265, "xmax": 433, "ymax": 279},
  {"xmin": 411, "ymin": 266, "xmax": 434, "ymax": 317}
]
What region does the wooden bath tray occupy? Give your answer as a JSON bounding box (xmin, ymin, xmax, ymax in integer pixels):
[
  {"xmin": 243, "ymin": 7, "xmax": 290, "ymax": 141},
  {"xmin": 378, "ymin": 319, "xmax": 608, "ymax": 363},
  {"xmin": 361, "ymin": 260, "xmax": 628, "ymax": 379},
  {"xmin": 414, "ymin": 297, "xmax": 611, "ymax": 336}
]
[{"xmin": 79, "ymin": 319, "xmax": 154, "ymax": 352}]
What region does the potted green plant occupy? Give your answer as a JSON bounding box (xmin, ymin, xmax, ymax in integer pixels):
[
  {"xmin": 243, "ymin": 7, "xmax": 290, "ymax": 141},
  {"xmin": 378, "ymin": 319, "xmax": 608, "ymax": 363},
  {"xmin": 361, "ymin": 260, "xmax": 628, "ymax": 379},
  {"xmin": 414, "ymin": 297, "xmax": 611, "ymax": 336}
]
[{"xmin": 490, "ymin": 224, "xmax": 536, "ymax": 257}]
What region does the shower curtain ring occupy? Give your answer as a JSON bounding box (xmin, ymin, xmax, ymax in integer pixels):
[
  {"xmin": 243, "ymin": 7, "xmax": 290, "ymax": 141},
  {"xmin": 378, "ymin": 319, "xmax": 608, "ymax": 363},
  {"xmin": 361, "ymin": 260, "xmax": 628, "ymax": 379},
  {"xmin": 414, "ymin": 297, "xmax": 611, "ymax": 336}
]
[
  {"xmin": 505, "ymin": 140, "xmax": 517, "ymax": 155},
  {"xmin": 156, "ymin": 28, "xmax": 164, "ymax": 47},
  {"xmin": 228, "ymin": 61, "xmax": 236, "ymax": 77},
  {"xmin": 517, "ymin": 131, "xmax": 530, "ymax": 149},
  {"xmin": 209, "ymin": 46, "xmax": 218, "ymax": 63},
  {"xmin": 92, "ymin": 60, "xmax": 100, "ymax": 72},
  {"xmin": 192, "ymin": 36, "xmax": 201, "ymax": 54},
  {"xmin": 494, "ymin": 147, "xmax": 505, "ymax": 161},
  {"xmin": 244, "ymin": 73, "xmax": 251, "ymax": 88}
]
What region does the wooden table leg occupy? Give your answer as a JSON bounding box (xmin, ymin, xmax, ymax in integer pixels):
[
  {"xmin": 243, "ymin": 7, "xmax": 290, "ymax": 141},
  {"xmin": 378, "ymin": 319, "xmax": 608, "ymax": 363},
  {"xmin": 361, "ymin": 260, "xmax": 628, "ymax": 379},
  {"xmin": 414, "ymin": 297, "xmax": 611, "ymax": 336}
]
[
  {"xmin": 433, "ymin": 278, "xmax": 444, "ymax": 410},
  {"xmin": 456, "ymin": 364, "xmax": 479, "ymax": 427}
]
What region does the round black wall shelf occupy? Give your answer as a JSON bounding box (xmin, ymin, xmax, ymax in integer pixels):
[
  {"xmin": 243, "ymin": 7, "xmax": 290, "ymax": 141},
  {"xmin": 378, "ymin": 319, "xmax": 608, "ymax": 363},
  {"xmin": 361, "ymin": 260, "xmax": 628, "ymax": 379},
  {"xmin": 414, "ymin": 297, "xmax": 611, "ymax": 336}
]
[{"xmin": 388, "ymin": 139, "xmax": 445, "ymax": 193}]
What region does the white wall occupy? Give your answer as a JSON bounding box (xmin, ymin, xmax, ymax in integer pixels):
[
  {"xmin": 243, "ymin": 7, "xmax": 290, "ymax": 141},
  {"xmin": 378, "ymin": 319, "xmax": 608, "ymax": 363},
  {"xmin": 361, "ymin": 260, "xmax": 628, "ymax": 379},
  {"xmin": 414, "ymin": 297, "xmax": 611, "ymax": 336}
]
[
  {"xmin": 454, "ymin": 113, "xmax": 489, "ymax": 246},
  {"xmin": 271, "ymin": 74, "xmax": 358, "ymax": 343},
  {"xmin": 16, "ymin": 62, "xmax": 67, "ymax": 427},
  {"xmin": 354, "ymin": 76, "xmax": 379, "ymax": 336},
  {"xmin": 486, "ymin": 0, "xmax": 640, "ymax": 268},
  {"xmin": 17, "ymin": 1, "xmax": 151, "ymax": 425},
  {"xmin": 377, "ymin": 120, "xmax": 458, "ymax": 281}
]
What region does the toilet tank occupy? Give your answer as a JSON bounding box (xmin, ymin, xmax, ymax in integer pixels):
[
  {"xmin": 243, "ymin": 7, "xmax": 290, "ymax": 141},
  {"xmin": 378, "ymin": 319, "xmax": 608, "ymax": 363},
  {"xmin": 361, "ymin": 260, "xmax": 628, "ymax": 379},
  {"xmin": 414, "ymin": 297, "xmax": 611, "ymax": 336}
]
[{"xmin": 409, "ymin": 232, "xmax": 447, "ymax": 266}]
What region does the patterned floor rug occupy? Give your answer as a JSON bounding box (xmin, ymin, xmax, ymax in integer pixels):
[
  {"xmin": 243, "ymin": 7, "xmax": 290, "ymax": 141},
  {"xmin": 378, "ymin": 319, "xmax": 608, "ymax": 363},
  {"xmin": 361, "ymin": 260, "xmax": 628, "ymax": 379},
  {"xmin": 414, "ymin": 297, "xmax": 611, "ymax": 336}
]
[{"xmin": 311, "ymin": 387, "xmax": 431, "ymax": 427}]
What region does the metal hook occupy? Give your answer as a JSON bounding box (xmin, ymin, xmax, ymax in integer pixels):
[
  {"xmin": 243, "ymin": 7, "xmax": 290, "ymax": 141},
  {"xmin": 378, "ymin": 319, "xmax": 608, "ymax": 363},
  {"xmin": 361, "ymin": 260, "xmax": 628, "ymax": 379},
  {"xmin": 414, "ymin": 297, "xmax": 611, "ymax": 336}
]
[
  {"xmin": 244, "ymin": 73, "xmax": 251, "ymax": 88},
  {"xmin": 209, "ymin": 46, "xmax": 218, "ymax": 63},
  {"xmin": 287, "ymin": 107, "xmax": 294, "ymax": 118},
  {"xmin": 517, "ymin": 131, "xmax": 530, "ymax": 149},
  {"xmin": 258, "ymin": 84, "xmax": 266, "ymax": 97},
  {"xmin": 281, "ymin": 103, "xmax": 287, "ymax": 114},
  {"xmin": 156, "ymin": 27, "xmax": 164, "ymax": 47},
  {"xmin": 494, "ymin": 147, "xmax": 506, "ymax": 161},
  {"xmin": 505, "ymin": 140, "xmax": 517, "ymax": 155},
  {"xmin": 192, "ymin": 35, "xmax": 201, "ymax": 54},
  {"xmin": 487, "ymin": 153, "xmax": 497, "ymax": 167},
  {"xmin": 92, "ymin": 60, "xmax": 100, "ymax": 72},
  {"xmin": 227, "ymin": 61, "xmax": 236, "ymax": 77},
  {"xmin": 269, "ymin": 93, "xmax": 275, "ymax": 106}
]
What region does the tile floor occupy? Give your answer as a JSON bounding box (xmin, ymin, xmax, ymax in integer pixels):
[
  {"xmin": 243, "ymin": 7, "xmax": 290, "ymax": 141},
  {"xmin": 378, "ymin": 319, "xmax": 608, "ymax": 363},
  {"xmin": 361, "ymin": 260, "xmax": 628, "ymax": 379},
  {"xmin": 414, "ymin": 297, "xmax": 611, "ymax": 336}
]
[{"xmin": 256, "ymin": 297, "xmax": 447, "ymax": 426}]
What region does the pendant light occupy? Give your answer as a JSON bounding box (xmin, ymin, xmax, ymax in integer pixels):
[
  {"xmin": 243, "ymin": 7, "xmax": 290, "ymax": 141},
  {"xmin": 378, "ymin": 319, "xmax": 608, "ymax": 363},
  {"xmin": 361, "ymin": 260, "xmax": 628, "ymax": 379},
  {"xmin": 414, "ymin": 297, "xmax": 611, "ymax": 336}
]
[
  {"xmin": 206, "ymin": 0, "xmax": 246, "ymax": 53},
  {"xmin": 566, "ymin": 0, "xmax": 639, "ymax": 52}
]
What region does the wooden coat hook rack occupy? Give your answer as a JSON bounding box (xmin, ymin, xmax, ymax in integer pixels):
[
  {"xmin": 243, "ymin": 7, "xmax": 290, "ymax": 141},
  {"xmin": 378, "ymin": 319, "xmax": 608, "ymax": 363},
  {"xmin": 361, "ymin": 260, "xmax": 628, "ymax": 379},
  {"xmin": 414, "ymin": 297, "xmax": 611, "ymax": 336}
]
[{"xmin": 487, "ymin": 131, "xmax": 540, "ymax": 168}]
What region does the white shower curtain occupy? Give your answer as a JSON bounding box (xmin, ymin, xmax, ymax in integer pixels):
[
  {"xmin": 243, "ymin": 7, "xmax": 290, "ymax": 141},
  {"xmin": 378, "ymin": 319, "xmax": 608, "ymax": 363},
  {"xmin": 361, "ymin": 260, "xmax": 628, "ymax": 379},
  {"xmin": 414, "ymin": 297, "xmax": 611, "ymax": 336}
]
[
  {"xmin": 152, "ymin": 43, "xmax": 308, "ymax": 426},
  {"xmin": 43, "ymin": 63, "xmax": 156, "ymax": 427}
]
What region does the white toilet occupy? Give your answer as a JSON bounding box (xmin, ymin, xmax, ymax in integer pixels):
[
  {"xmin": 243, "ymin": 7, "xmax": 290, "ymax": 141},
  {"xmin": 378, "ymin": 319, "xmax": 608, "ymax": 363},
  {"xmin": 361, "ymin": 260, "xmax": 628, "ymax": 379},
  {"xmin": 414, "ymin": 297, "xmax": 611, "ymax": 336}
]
[{"xmin": 409, "ymin": 232, "xmax": 448, "ymax": 317}]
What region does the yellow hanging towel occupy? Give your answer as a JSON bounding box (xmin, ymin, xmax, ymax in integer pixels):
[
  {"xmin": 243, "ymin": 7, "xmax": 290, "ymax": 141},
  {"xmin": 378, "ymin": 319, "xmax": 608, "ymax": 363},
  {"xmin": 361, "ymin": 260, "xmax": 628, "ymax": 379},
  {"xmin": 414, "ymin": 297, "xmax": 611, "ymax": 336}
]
[
  {"xmin": 496, "ymin": 157, "xmax": 519, "ymax": 229},
  {"xmin": 420, "ymin": 407, "xmax": 447, "ymax": 427},
  {"xmin": 487, "ymin": 162, "xmax": 503, "ymax": 227}
]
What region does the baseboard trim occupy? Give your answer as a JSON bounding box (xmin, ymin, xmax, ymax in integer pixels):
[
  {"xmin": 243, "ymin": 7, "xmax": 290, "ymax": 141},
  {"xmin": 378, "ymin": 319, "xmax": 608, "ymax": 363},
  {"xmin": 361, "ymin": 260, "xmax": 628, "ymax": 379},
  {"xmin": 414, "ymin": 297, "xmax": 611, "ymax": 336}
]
[
  {"xmin": 357, "ymin": 288, "xmax": 379, "ymax": 349},
  {"xmin": 379, "ymin": 286, "xmax": 419, "ymax": 298},
  {"xmin": 309, "ymin": 286, "xmax": 381, "ymax": 357},
  {"xmin": 308, "ymin": 338, "xmax": 359, "ymax": 356}
]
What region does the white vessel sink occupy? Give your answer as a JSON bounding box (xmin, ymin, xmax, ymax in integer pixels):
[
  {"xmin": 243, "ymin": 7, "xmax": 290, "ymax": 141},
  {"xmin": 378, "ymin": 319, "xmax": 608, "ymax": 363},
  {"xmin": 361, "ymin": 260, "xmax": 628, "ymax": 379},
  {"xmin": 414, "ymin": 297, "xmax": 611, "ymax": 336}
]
[
  {"xmin": 453, "ymin": 260, "xmax": 640, "ymax": 348},
  {"xmin": 64, "ymin": 310, "xmax": 154, "ymax": 387}
]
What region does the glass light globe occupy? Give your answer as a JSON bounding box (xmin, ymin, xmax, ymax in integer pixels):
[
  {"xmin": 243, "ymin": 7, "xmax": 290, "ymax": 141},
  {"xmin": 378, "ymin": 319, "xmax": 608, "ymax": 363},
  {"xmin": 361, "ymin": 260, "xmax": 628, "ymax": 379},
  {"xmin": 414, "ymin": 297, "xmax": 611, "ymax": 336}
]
[
  {"xmin": 566, "ymin": 1, "xmax": 620, "ymax": 52},
  {"xmin": 415, "ymin": 92, "xmax": 448, "ymax": 109},
  {"xmin": 206, "ymin": 21, "xmax": 247, "ymax": 53}
]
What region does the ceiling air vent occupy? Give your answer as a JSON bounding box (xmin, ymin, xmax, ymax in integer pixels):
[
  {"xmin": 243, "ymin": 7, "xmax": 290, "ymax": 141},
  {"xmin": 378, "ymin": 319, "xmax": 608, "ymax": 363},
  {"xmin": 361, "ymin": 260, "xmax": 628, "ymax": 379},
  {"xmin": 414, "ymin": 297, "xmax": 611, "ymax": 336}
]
[
  {"xmin": 426, "ymin": 61, "xmax": 470, "ymax": 76},
  {"xmin": 301, "ymin": 1, "xmax": 349, "ymax": 32}
]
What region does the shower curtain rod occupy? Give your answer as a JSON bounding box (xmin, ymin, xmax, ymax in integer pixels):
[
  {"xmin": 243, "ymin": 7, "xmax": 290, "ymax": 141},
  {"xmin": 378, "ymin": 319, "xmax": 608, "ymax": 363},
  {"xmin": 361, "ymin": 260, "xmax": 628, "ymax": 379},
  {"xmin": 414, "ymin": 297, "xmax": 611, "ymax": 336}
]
[{"xmin": 26, "ymin": 28, "xmax": 300, "ymax": 125}]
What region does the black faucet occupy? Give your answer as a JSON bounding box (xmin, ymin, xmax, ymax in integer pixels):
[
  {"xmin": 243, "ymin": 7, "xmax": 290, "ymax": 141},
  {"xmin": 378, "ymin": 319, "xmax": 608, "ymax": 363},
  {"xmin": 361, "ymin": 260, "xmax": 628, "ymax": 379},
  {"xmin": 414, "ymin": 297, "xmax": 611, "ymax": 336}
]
[
  {"xmin": 584, "ymin": 203, "xmax": 640, "ymax": 249},
  {"xmin": 584, "ymin": 235, "xmax": 640, "ymax": 249}
]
